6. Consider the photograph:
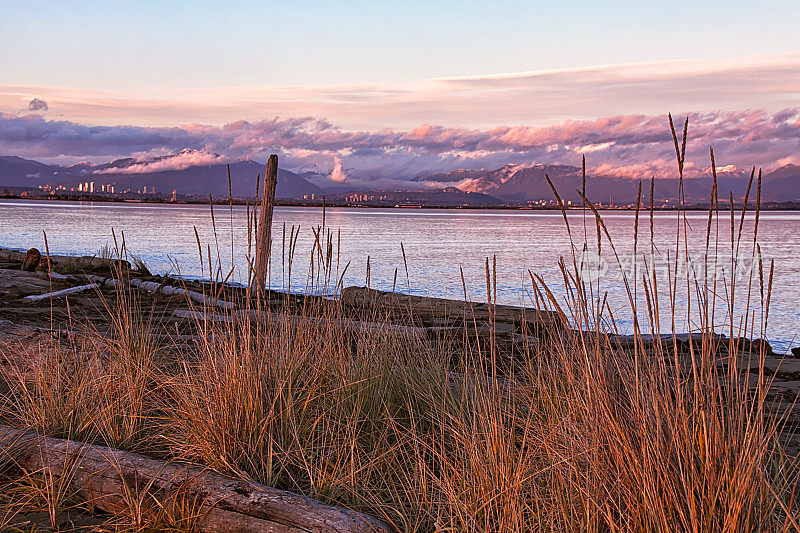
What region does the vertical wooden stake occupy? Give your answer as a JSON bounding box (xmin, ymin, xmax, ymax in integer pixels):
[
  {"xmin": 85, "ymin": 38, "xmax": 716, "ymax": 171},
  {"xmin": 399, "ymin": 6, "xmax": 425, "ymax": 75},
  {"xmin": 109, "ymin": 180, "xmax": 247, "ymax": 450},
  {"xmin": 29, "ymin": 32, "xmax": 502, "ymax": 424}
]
[{"xmin": 251, "ymin": 154, "xmax": 278, "ymax": 295}]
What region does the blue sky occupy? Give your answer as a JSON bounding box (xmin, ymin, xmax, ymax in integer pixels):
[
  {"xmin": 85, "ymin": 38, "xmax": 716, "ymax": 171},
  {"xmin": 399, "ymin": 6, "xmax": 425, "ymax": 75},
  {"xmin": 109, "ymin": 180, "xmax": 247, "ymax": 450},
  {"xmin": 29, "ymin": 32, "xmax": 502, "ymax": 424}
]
[{"xmin": 2, "ymin": 0, "xmax": 799, "ymax": 90}]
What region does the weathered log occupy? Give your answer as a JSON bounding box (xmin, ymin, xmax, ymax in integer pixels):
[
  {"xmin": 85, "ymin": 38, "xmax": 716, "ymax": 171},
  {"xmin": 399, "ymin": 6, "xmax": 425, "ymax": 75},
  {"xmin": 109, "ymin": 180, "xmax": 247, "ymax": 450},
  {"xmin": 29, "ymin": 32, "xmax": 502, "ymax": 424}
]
[
  {"xmin": 37, "ymin": 270, "xmax": 70, "ymax": 281},
  {"xmin": 0, "ymin": 247, "xmax": 130, "ymax": 274},
  {"xmin": 0, "ymin": 319, "xmax": 43, "ymax": 341},
  {"xmin": 0, "ymin": 426, "xmax": 390, "ymax": 533},
  {"xmin": 171, "ymin": 308, "xmax": 449, "ymax": 338},
  {"xmin": 340, "ymin": 286, "xmax": 562, "ymax": 329},
  {"xmin": 0, "ymin": 269, "xmax": 52, "ymax": 291},
  {"xmin": 22, "ymin": 283, "xmax": 98, "ymax": 302},
  {"xmin": 85, "ymin": 274, "xmax": 120, "ymax": 287},
  {"xmin": 251, "ymin": 154, "xmax": 279, "ymax": 295},
  {"xmin": 85, "ymin": 275, "xmax": 236, "ymax": 311},
  {"xmin": 129, "ymin": 279, "xmax": 236, "ymax": 310}
]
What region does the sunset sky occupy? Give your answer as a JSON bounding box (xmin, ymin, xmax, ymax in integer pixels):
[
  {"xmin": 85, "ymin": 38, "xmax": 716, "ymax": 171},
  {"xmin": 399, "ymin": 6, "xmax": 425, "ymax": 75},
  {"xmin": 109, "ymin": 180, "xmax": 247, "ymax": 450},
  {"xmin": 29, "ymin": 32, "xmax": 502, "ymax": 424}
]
[{"xmin": 2, "ymin": 0, "xmax": 799, "ymax": 183}]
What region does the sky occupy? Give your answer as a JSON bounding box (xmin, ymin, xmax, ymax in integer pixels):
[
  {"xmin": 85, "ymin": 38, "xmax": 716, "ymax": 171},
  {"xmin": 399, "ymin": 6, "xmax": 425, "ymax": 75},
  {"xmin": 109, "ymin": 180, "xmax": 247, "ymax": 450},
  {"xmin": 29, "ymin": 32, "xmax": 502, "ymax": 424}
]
[{"xmin": 1, "ymin": 0, "xmax": 800, "ymax": 183}]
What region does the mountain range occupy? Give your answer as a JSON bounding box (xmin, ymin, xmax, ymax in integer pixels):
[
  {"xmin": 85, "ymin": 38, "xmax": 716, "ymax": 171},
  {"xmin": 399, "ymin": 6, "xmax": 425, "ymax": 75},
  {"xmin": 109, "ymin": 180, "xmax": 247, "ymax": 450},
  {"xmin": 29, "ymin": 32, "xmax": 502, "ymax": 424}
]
[
  {"xmin": 420, "ymin": 163, "xmax": 800, "ymax": 204},
  {"xmin": 3, "ymin": 151, "xmax": 800, "ymax": 205},
  {"xmin": 0, "ymin": 150, "xmax": 322, "ymax": 199}
]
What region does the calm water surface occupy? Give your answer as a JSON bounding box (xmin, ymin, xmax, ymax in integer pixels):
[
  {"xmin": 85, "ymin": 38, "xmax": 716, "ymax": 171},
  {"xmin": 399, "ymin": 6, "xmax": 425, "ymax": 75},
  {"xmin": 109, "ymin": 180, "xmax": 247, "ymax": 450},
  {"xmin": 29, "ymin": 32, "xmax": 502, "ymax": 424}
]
[{"xmin": 2, "ymin": 199, "xmax": 799, "ymax": 352}]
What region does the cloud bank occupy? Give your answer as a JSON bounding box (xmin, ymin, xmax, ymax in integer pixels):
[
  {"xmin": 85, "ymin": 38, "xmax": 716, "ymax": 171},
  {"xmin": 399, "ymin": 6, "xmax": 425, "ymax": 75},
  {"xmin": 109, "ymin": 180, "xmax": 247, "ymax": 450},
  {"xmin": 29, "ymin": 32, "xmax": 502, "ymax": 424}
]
[
  {"xmin": 1, "ymin": 108, "xmax": 798, "ymax": 185},
  {"xmin": 1, "ymin": 52, "xmax": 799, "ymax": 130}
]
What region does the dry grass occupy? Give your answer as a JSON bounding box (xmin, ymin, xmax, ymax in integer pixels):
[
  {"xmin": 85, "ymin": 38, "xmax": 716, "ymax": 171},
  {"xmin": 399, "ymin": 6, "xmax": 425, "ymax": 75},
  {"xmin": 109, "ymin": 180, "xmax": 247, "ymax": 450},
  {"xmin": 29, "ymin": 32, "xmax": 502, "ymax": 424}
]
[{"xmin": 0, "ymin": 125, "xmax": 798, "ymax": 531}]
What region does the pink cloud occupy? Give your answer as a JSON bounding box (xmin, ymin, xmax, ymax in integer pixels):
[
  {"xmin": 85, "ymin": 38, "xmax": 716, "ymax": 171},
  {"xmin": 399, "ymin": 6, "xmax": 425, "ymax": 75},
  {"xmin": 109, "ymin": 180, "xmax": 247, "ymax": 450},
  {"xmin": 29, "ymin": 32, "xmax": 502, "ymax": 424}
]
[
  {"xmin": 1, "ymin": 107, "xmax": 798, "ymax": 184},
  {"xmin": 94, "ymin": 149, "xmax": 228, "ymax": 174},
  {"xmin": 329, "ymin": 155, "xmax": 349, "ymax": 183}
]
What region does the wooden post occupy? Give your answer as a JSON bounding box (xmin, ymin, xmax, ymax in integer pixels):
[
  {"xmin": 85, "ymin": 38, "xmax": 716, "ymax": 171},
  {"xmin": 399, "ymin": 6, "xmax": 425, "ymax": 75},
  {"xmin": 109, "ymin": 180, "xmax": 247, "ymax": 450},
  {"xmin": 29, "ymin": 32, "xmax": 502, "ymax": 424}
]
[{"xmin": 251, "ymin": 154, "xmax": 278, "ymax": 295}]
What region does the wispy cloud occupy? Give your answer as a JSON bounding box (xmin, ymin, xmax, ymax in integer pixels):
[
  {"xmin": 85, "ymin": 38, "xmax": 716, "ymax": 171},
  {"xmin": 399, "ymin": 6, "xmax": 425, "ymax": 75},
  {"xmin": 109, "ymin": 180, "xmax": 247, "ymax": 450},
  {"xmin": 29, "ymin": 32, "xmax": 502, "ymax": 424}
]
[{"xmin": 1, "ymin": 52, "xmax": 799, "ymax": 130}]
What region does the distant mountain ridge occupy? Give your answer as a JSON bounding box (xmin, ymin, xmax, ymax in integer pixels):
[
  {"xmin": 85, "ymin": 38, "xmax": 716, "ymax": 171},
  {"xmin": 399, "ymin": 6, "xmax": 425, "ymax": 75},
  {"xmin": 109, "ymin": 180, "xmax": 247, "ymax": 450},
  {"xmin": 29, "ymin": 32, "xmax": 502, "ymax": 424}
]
[
  {"xmin": 3, "ymin": 152, "xmax": 800, "ymax": 204},
  {"xmin": 0, "ymin": 155, "xmax": 58, "ymax": 184},
  {"xmin": 0, "ymin": 151, "xmax": 322, "ymax": 199},
  {"xmin": 420, "ymin": 163, "xmax": 800, "ymax": 204}
]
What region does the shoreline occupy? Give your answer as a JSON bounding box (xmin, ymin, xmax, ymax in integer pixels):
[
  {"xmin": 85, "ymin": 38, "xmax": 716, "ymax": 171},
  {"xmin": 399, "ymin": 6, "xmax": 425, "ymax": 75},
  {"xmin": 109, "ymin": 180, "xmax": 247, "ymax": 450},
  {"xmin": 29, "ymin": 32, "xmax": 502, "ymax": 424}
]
[
  {"xmin": 0, "ymin": 245, "xmax": 793, "ymax": 356},
  {"xmin": 5, "ymin": 194, "xmax": 800, "ymax": 212}
]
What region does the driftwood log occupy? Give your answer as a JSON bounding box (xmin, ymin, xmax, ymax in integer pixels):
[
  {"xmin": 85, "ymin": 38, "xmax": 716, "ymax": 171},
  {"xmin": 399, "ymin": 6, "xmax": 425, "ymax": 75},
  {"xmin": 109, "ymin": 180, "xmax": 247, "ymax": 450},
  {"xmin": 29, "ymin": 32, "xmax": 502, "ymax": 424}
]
[
  {"xmin": 85, "ymin": 275, "xmax": 236, "ymax": 311},
  {"xmin": 0, "ymin": 426, "xmax": 390, "ymax": 533},
  {"xmin": 340, "ymin": 286, "xmax": 563, "ymax": 329},
  {"xmin": 22, "ymin": 283, "xmax": 98, "ymax": 302},
  {"xmin": 0, "ymin": 248, "xmax": 130, "ymax": 274},
  {"xmin": 171, "ymin": 308, "xmax": 454, "ymax": 338},
  {"xmin": 251, "ymin": 154, "xmax": 279, "ymax": 295},
  {"xmin": 129, "ymin": 279, "xmax": 236, "ymax": 311}
]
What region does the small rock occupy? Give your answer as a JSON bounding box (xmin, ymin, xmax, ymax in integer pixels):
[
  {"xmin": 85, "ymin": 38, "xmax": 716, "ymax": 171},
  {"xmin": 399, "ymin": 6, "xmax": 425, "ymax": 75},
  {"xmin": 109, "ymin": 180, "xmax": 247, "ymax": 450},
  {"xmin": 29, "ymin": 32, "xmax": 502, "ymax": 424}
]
[
  {"xmin": 21, "ymin": 248, "xmax": 41, "ymax": 271},
  {"xmin": 791, "ymin": 347, "xmax": 800, "ymax": 358},
  {"xmin": 734, "ymin": 337, "xmax": 774, "ymax": 356}
]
